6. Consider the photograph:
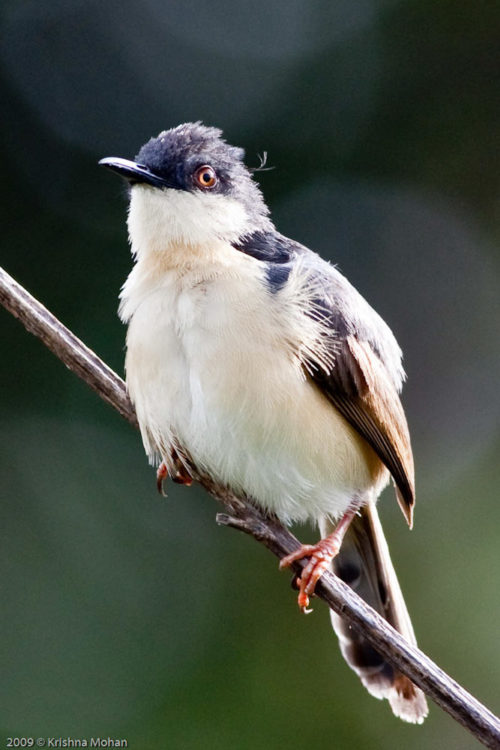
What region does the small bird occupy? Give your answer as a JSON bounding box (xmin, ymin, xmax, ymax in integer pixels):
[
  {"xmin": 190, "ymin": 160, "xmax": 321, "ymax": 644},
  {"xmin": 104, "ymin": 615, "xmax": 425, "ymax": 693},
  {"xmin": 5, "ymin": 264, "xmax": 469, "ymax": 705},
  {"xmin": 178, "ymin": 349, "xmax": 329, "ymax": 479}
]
[{"xmin": 100, "ymin": 122, "xmax": 428, "ymax": 723}]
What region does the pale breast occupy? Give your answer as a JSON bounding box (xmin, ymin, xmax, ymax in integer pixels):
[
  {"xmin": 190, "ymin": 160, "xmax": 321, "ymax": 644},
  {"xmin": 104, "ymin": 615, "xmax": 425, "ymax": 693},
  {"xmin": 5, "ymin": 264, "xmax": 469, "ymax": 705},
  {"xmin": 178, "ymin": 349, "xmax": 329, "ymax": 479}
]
[{"xmin": 124, "ymin": 256, "xmax": 387, "ymax": 524}]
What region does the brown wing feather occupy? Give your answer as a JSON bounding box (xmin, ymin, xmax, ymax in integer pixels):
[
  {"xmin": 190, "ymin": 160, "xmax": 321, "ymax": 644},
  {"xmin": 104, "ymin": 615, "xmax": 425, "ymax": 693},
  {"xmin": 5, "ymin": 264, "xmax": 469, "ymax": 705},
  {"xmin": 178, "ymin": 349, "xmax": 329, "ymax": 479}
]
[{"xmin": 311, "ymin": 335, "xmax": 415, "ymax": 526}]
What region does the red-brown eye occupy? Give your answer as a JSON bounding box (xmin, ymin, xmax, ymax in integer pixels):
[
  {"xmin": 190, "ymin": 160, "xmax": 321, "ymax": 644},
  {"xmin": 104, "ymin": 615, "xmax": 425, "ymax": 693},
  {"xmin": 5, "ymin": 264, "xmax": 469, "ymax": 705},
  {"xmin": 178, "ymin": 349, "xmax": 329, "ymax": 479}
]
[{"xmin": 194, "ymin": 165, "xmax": 217, "ymax": 189}]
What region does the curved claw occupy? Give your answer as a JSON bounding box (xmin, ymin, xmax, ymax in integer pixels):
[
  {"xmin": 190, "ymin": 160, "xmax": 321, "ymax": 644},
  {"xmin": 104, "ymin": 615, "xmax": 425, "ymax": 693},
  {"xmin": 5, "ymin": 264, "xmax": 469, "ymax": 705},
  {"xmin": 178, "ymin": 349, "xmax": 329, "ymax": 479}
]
[
  {"xmin": 297, "ymin": 585, "xmax": 313, "ymax": 614},
  {"xmin": 156, "ymin": 462, "xmax": 168, "ymax": 496}
]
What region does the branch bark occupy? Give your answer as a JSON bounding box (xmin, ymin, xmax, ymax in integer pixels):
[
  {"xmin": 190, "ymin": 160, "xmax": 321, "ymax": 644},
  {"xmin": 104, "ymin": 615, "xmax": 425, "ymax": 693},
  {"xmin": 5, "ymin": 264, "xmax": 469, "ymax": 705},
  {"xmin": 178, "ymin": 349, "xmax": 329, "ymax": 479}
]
[{"xmin": 1, "ymin": 265, "xmax": 499, "ymax": 749}]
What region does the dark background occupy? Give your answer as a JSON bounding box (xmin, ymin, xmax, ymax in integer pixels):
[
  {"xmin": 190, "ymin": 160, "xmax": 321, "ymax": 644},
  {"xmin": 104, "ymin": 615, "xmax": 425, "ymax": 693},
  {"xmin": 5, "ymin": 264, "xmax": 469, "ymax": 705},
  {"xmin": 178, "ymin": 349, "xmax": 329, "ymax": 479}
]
[{"xmin": 1, "ymin": 1, "xmax": 499, "ymax": 748}]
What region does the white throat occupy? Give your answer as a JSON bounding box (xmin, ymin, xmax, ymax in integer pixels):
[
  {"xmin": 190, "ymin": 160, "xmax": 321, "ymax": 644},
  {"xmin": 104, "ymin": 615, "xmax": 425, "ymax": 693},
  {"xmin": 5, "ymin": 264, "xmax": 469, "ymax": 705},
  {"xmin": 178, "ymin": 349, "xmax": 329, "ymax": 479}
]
[{"xmin": 127, "ymin": 185, "xmax": 252, "ymax": 262}]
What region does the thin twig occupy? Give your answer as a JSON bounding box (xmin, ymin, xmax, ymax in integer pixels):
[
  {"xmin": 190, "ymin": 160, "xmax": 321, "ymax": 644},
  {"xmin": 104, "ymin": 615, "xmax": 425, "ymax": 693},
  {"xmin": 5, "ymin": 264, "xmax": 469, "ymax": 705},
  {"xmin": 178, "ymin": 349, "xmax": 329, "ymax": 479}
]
[
  {"xmin": 0, "ymin": 268, "xmax": 137, "ymax": 428},
  {"xmin": 1, "ymin": 264, "xmax": 499, "ymax": 749}
]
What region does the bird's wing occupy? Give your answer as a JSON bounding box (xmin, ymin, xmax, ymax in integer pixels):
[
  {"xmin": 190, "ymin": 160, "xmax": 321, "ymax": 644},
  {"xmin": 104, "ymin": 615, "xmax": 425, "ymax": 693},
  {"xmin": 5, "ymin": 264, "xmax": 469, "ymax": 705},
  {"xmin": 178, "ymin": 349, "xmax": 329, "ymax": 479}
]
[{"xmin": 300, "ymin": 254, "xmax": 415, "ymax": 525}]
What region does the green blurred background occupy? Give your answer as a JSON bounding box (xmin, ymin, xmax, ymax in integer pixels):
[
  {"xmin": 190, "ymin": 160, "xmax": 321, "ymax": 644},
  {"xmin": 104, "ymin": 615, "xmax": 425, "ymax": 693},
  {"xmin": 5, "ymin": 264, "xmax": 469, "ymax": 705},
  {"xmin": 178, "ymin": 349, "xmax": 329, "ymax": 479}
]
[{"xmin": 1, "ymin": 1, "xmax": 499, "ymax": 748}]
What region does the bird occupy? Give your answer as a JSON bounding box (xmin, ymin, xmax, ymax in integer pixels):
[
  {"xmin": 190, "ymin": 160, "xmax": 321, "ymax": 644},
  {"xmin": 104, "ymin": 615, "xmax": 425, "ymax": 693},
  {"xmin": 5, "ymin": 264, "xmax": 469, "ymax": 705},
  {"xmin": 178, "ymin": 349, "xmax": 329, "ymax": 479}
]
[{"xmin": 99, "ymin": 122, "xmax": 428, "ymax": 724}]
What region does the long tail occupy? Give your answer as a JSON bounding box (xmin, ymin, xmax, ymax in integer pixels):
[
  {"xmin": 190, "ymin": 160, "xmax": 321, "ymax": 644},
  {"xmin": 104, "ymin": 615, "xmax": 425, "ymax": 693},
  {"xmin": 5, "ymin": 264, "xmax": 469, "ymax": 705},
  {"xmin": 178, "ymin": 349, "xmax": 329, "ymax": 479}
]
[{"xmin": 319, "ymin": 501, "xmax": 428, "ymax": 723}]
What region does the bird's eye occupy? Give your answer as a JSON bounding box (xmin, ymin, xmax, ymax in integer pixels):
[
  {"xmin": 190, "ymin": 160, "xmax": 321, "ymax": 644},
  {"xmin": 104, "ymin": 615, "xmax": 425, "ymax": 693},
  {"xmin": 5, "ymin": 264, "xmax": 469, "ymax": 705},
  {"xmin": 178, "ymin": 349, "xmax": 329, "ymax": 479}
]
[{"xmin": 193, "ymin": 165, "xmax": 217, "ymax": 189}]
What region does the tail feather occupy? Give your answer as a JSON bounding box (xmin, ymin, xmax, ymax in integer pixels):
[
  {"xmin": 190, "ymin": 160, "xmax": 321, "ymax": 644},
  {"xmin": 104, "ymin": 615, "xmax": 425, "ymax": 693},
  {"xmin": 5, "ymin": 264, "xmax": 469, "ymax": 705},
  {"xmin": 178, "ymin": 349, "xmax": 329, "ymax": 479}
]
[{"xmin": 320, "ymin": 501, "xmax": 428, "ymax": 723}]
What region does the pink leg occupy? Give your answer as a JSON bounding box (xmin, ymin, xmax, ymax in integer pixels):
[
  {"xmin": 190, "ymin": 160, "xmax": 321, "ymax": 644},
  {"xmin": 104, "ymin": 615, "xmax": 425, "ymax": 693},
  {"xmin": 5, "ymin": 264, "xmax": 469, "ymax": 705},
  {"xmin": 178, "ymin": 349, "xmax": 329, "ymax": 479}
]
[{"xmin": 280, "ymin": 507, "xmax": 358, "ymax": 613}]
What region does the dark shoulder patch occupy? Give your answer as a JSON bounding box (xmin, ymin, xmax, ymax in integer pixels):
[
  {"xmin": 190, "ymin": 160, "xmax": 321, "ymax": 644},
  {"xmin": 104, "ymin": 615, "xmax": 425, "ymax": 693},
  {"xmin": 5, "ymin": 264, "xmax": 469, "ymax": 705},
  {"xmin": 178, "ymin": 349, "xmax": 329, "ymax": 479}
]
[
  {"xmin": 232, "ymin": 230, "xmax": 293, "ymax": 263},
  {"xmin": 233, "ymin": 230, "xmax": 300, "ymax": 293},
  {"xmin": 265, "ymin": 263, "xmax": 292, "ymax": 293}
]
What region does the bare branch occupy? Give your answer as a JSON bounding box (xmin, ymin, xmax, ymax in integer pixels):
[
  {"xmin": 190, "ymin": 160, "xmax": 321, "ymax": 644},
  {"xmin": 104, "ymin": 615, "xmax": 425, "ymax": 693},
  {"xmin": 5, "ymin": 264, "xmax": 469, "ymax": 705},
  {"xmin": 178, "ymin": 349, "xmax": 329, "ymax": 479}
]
[
  {"xmin": 0, "ymin": 267, "xmax": 137, "ymax": 428},
  {"xmin": 1, "ymin": 264, "xmax": 499, "ymax": 749}
]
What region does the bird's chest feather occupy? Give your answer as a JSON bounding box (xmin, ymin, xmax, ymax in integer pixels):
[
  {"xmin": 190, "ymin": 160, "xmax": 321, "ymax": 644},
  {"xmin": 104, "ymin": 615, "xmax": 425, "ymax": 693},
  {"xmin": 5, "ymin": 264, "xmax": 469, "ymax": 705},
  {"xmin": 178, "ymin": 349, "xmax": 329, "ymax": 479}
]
[
  {"xmin": 125, "ymin": 260, "xmax": 298, "ymax": 457},
  {"xmin": 123, "ymin": 255, "xmax": 383, "ymax": 523}
]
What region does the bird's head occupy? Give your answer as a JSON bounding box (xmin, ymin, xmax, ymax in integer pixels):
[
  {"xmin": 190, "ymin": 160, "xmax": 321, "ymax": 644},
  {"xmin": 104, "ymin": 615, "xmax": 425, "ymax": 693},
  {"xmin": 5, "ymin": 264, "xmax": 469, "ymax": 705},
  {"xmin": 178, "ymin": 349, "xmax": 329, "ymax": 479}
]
[{"xmin": 100, "ymin": 122, "xmax": 273, "ymax": 259}]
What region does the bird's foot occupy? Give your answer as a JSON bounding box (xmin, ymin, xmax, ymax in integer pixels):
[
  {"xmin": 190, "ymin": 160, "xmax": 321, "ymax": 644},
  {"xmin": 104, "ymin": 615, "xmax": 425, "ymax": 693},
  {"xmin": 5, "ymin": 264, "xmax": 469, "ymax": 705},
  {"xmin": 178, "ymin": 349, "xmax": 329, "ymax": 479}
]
[
  {"xmin": 156, "ymin": 452, "xmax": 193, "ymax": 495},
  {"xmin": 280, "ymin": 537, "xmax": 341, "ymax": 613},
  {"xmin": 279, "ymin": 506, "xmax": 358, "ymax": 613},
  {"xmin": 171, "ymin": 461, "xmax": 193, "ymax": 486}
]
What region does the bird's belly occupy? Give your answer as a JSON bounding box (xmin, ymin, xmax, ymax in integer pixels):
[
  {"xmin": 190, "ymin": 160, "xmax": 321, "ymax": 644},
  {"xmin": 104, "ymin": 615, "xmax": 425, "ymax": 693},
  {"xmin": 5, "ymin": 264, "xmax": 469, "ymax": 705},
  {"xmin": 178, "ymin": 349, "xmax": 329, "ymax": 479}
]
[{"xmin": 125, "ymin": 276, "xmax": 385, "ymax": 524}]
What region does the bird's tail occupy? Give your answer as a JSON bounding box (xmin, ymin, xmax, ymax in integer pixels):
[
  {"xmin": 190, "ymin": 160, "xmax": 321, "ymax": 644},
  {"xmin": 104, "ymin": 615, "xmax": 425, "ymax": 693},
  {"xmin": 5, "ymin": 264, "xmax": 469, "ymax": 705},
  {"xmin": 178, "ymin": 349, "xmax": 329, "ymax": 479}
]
[{"xmin": 319, "ymin": 501, "xmax": 428, "ymax": 723}]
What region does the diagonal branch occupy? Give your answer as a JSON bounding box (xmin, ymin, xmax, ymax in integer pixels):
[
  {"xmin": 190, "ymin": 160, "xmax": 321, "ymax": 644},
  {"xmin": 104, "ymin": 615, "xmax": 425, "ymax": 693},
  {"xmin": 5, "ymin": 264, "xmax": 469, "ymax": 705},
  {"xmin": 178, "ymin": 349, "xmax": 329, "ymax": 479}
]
[{"xmin": 1, "ymin": 265, "xmax": 499, "ymax": 749}]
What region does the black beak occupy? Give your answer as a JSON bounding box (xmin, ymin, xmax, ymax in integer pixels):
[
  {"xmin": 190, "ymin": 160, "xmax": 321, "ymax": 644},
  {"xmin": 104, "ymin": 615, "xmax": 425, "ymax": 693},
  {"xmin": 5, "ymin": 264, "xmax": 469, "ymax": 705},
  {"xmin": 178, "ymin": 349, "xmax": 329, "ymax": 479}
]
[{"xmin": 98, "ymin": 157, "xmax": 172, "ymax": 189}]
